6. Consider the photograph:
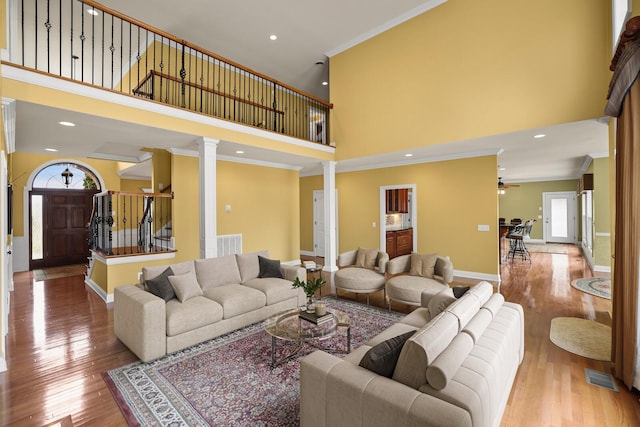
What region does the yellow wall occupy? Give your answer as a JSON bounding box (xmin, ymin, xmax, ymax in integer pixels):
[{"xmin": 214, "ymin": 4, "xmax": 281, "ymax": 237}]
[
  {"xmin": 120, "ymin": 178, "xmax": 152, "ymax": 192},
  {"xmin": 171, "ymin": 154, "xmax": 201, "ymax": 261},
  {"xmin": 499, "ymin": 180, "xmax": 578, "ymax": 240},
  {"xmin": 330, "ymin": 0, "xmax": 610, "ymax": 160},
  {"xmin": 299, "ymin": 175, "xmax": 324, "ymax": 252},
  {"xmin": 593, "ymin": 157, "xmax": 611, "ymax": 267},
  {"xmin": 332, "ymin": 156, "xmax": 498, "ymax": 274},
  {"xmin": 150, "ymin": 149, "xmax": 171, "ymax": 193},
  {"xmin": 9, "ymin": 152, "xmax": 124, "ymax": 236},
  {"xmin": 217, "ymin": 160, "xmax": 300, "ymax": 261}
]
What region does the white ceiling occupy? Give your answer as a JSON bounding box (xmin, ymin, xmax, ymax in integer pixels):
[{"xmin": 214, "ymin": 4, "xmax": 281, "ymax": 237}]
[{"xmin": 12, "ymin": 0, "xmax": 610, "ymax": 182}]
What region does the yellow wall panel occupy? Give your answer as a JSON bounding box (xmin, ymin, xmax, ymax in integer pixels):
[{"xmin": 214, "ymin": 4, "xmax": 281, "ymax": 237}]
[
  {"xmin": 299, "ymin": 175, "xmax": 324, "ymax": 253},
  {"xmin": 331, "ymin": 0, "xmax": 610, "ymax": 160}
]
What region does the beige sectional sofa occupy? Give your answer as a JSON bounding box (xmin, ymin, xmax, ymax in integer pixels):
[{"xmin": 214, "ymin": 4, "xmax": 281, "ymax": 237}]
[
  {"xmin": 300, "ymin": 281, "xmax": 524, "ymax": 427},
  {"xmin": 114, "ymin": 251, "xmax": 306, "ymax": 362}
]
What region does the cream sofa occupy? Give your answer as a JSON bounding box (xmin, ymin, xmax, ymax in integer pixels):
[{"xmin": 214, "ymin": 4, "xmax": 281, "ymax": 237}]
[
  {"xmin": 300, "ymin": 281, "xmax": 524, "ymax": 427},
  {"xmin": 114, "ymin": 251, "xmax": 306, "ymax": 362},
  {"xmin": 386, "ymin": 253, "xmax": 453, "ymax": 309}
]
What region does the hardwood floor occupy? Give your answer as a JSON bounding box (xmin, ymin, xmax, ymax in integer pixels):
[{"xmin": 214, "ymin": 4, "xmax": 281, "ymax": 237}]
[{"xmin": 1, "ymin": 246, "xmax": 639, "ymax": 426}]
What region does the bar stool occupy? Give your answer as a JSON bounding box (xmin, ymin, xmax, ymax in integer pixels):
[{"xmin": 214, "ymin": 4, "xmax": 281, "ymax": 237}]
[{"xmin": 507, "ymin": 219, "xmax": 535, "ymax": 262}]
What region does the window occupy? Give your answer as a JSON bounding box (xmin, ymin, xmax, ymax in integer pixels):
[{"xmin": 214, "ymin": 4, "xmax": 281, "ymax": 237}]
[{"xmin": 32, "ymin": 162, "xmax": 100, "ymax": 190}]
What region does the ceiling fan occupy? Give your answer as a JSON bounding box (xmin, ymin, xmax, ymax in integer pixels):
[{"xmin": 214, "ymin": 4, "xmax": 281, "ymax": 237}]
[{"xmin": 498, "ymin": 177, "xmax": 520, "ymax": 194}]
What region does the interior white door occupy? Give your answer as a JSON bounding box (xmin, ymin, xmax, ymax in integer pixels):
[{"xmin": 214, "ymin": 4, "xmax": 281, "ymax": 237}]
[
  {"xmin": 313, "ymin": 190, "xmax": 325, "ymax": 257},
  {"xmin": 1, "ymin": 152, "xmax": 9, "ymax": 344},
  {"xmin": 543, "ymin": 191, "xmax": 577, "ymax": 243}
]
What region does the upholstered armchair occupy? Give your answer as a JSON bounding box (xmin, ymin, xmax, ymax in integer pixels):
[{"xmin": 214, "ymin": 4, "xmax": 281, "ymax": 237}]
[
  {"xmin": 334, "ymin": 247, "xmax": 389, "ymax": 304},
  {"xmin": 385, "ymin": 253, "xmax": 453, "ymax": 310}
]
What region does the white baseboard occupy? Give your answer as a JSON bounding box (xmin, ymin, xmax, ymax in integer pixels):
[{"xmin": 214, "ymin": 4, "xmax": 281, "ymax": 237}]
[
  {"xmin": 453, "ymin": 269, "xmax": 500, "ymax": 283},
  {"xmin": 0, "ymin": 353, "xmax": 6, "ymax": 372},
  {"xmin": 594, "ymin": 265, "xmax": 612, "ymax": 274},
  {"xmin": 300, "ymin": 250, "xmax": 315, "ymax": 257},
  {"xmin": 85, "ymin": 278, "xmax": 113, "ymax": 303}
]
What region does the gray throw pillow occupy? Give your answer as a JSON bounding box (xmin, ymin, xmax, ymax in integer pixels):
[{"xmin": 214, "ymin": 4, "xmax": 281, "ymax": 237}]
[
  {"xmin": 359, "ymin": 330, "xmax": 415, "ymax": 378},
  {"xmin": 453, "ymin": 285, "xmax": 470, "ymax": 298},
  {"xmin": 258, "ymin": 255, "xmax": 284, "ymax": 279},
  {"xmin": 145, "ymin": 267, "xmax": 175, "ymax": 302}
]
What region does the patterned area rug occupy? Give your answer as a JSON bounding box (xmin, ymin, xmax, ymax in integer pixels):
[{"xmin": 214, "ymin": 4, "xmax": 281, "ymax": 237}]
[
  {"xmin": 571, "ymin": 277, "xmax": 611, "ymax": 299},
  {"xmin": 550, "ymin": 317, "xmax": 611, "ymax": 361},
  {"xmin": 103, "ymin": 298, "xmax": 404, "ymax": 426}
]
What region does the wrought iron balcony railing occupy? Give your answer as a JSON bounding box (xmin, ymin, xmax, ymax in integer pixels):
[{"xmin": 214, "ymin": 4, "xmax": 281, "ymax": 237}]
[
  {"xmin": 8, "ymin": 0, "xmax": 333, "ymax": 143},
  {"xmin": 89, "ymin": 190, "xmax": 173, "ymax": 257}
]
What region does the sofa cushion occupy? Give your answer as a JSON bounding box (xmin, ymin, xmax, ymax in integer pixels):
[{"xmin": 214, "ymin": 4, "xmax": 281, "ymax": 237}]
[
  {"xmin": 426, "ymin": 332, "xmax": 475, "ymax": 390},
  {"xmin": 143, "ymin": 260, "xmax": 194, "ymax": 282},
  {"xmin": 445, "ymin": 291, "xmax": 483, "ymax": 332},
  {"xmin": 334, "ymin": 267, "xmax": 385, "ymax": 292},
  {"xmin": 203, "ymin": 284, "xmax": 266, "ymax": 319},
  {"xmin": 392, "ymin": 311, "xmax": 459, "ymax": 389},
  {"xmin": 467, "ymin": 280, "xmax": 494, "ymax": 305},
  {"xmin": 195, "ymin": 255, "xmax": 242, "ymax": 290},
  {"xmin": 426, "ymin": 287, "xmax": 456, "ymax": 318},
  {"xmin": 386, "ymin": 275, "xmax": 446, "ymax": 305},
  {"xmin": 409, "ymin": 252, "xmax": 438, "ymax": 278},
  {"xmin": 355, "ymin": 247, "xmax": 378, "ymax": 269},
  {"xmin": 168, "ymin": 271, "xmax": 203, "ymax": 302},
  {"xmin": 236, "ymin": 251, "xmax": 268, "ymax": 282},
  {"xmin": 242, "ymin": 277, "xmax": 299, "ymax": 305},
  {"xmin": 462, "ymin": 308, "xmax": 494, "ymax": 343},
  {"xmin": 398, "ymin": 307, "xmax": 432, "ymax": 329},
  {"xmin": 359, "ymin": 330, "xmax": 415, "ymax": 378},
  {"xmin": 166, "ymin": 296, "xmax": 223, "ymax": 336},
  {"xmin": 366, "ymin": 323, "xmax": 419, "ymax": 347},
  {"xmin": 145, "ymin": 266, "xmax": 176, "ymax": 302},
  {"xmin": 258, "ymin": 255, "xmax": 284, "ymax": 279},
  {"xmin": 481, "ymin": 292, "xmax": 505, "ymax": 317}
]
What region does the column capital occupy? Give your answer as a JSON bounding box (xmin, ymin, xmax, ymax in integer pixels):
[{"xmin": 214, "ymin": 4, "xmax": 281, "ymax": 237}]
[{"xmin": 197, "ymin": 137, "xmax": 220, "ymax": 147}]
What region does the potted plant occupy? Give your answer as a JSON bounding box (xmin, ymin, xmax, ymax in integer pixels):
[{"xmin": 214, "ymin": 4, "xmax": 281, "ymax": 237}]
[{"xmin": 292, "ymin": 276, "xmax": 326, "ymax": 312}]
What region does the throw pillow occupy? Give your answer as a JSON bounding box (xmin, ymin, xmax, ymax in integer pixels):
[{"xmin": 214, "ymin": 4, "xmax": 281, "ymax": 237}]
[
  {"xmin": 168, "ymin": 271, "xmax": 203, "ymax": 302},
  {"xmin": 453, "ymin": 285, "xmax": 470, "ymax": 298},
  {"xmin": 427, "ymin": 287, "xmax": 456, "ymax": 318},
  {"xmin": 258, "ymin": 255, "xmax": 284, "ymax": 279},
  {"xmin": 409, "ymin": 252, "xmax": 438, "ymax": 278},
  {"xmin": 359, "ymin": 330, "xmax": 415, "ymax": 378},
  {"xmin": 355, "ymin": 247, "xmax": 378, "ymax": 269},
  {"xmin": 145, "ymin": 267, "xmax": 176, "ymax": 302}
]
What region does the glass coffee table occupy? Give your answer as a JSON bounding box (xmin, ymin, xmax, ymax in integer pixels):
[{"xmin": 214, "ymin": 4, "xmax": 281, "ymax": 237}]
[{"xmin": 263, "ymin": 306, "xmax": 350, "ymax": 367}]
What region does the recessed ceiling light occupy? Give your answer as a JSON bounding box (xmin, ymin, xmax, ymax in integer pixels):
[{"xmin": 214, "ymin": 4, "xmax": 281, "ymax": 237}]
[
  {"xmin": 45, "ymin": 148, "xmax": 58, "ymax": 152},
  {"xmin": 322, "ymin": 81, "xmax": 328, "ymax": 86},
  {"xmin": 87, "ymin": 8, "xmax": 99, "ymax": 16},
  {"xmin": 58, "ymin": 121, "xmax": 75, "ymax": 127},
  {"xmin": 405, "ymin": 153, "xmax": 413, "ymax": 157},
  {"xmin": 499, "ymin": 167, "xmax": 506, "ymax": 171},
  {"xmin": 533, "ymin": 134, "xmax": 546, "ymax": 139},
  {"xmin": 235, "ymin": 150, "xmax": 245, "ymax": 154},
  {"xmin": 269, "ymin": 34, "xmax": 277, "ymax": 41}
]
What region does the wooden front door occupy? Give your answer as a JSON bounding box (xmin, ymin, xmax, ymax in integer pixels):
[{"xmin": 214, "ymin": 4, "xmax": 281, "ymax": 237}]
[{"xmin": 30, "ymin": 190, "xmax": 96, "ymax": 269}]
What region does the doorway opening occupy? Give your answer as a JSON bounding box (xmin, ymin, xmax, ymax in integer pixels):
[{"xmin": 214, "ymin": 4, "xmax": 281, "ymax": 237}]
[
  {"xmin": 29, "ymin": 162, "xmax": 101, "ymax": 270},
  {"xmin": 379, "ymin": 184, "xmax": 417, "ymax": 257}
]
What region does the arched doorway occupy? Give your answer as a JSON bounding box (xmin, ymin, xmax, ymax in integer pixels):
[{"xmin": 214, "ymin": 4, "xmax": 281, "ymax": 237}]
[{"xmin": 29, "ymin": 162, "xmax": 101, "ymax": 270}]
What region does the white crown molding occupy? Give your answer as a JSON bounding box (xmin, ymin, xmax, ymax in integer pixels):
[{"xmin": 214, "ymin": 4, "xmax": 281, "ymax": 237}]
[
  {"xmin": 168, "ymin": 147, "xmax": 199, "ymax": 157},
  {"xmin": 326, "ymin": 0, "xmax": 448, "ymax": 57},
  {"xmin": 2, "ymin": 65, "xmax": 334, "ymax": 155},
  {"xmin": 217, "ymin": 154, "xmax": 303, "ymax": 171}
]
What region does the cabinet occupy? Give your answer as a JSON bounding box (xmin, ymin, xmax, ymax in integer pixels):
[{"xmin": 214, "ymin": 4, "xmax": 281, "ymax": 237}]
[
  {"xmin": 386, "ymin": 189, "xmax": 409, "ymax": 214},
  {"xmin": 386, "ymin": 228, "xmax": 413, "ymax": 258},
  {"xmin": 578, "ymin": 173, "xmax": 593, "ymax": 194}
]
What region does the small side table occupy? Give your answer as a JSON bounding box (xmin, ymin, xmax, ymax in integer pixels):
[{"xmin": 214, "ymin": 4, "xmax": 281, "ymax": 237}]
[{"xmin": 305, "ymin": 264, "xmax": 324, "ymax": 296}]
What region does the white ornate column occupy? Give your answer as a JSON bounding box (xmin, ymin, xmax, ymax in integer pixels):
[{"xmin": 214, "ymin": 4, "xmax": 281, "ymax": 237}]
[
  {"xmin": 323, "ymin": 161, "xmax": 338, "ymax": 271},
  {"xmin": 198, "ymin": 137, "xmax": 219, "ymax": 259}
]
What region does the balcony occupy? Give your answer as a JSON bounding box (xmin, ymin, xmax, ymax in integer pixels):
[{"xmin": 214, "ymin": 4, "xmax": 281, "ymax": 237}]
[{"xmin": 5, "ymin": 0, "xmax": 333, "ymax": 144}]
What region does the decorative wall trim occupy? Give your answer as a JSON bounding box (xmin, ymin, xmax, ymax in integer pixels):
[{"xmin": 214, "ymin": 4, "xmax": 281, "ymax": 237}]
[
  {"xmin": 453, "ymin": 269, "xmax": 500, "ymax": 283},
  {"xmin": 595, "ymin": 232, "xmax": 612, "ymax": 237},
  {"xmin": 300, "ymin": 250, "xmax": 315, "ymax": 257},
  {"xmin": 91, "ymin": 250, "xmax": 176, "ymax": 265},
  {"xmin": 85, "ymin": 278, "xmax": 113, "ymax": 303},
  {"xmin": 217, "ymin": 154, "xmax": 303, "ymax": 171}
]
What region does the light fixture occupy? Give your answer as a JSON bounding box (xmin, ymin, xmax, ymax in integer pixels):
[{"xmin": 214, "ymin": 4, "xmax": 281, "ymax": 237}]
[
  {"xmin": 322, "ymin": 81, "xmax": 328, "ymax": 86},
  {"xmin": 87, "ymin": 8, "xmax": 99, "ymax": 16},
  {"xmin": 235, "ymin": 150, "xmax": 245, "ymax": 154},
  {"xmin": 45, "ymin": 148, "xmax": 58, "ymax": 152},
  {"xmin": 61, "ymin": 166, "xmax": 74, "ymax": 187},
  {"xmin": 405, "ymin": 153, "xmax": 413, "ymax": 157},
  {"xmin": 58, "ymin": 121, "xmax": 75, "ymax": 127},
  {"xmin": 533, "ymin": 134, "xmax": 546, "ymax": 139},
  {"xmin": 269, "ymin": 34, "xmax": 277, "ymax": 41},
  {"xmin": 498, "ymin": 177, "xmax": 506, "ymax": 195}
]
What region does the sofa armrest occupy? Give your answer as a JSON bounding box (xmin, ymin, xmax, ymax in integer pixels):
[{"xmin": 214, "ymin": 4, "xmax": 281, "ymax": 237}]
[
  {"xmin": 282, "ymin": 264, "xmax": 306, "ymax": 282},
  {"xmin": 300, "ymin": 350, "xmax": 472, "ymax": 427},
  {"xmin": 387, "ymin": 254, "xmax": 411, "ymax": 275},
  {"xmin": 435, "ymin": 256, "xmax": 454, "ymax": 284},
  {"xmin": 338, "ymin": 250, "xmax": 357, "ymax": 268},
  {"xmin": 114, "ymin": 284, "xmax": 167, "ymax": 362}
]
